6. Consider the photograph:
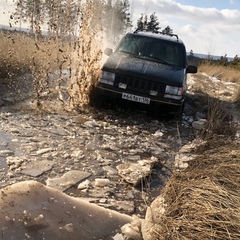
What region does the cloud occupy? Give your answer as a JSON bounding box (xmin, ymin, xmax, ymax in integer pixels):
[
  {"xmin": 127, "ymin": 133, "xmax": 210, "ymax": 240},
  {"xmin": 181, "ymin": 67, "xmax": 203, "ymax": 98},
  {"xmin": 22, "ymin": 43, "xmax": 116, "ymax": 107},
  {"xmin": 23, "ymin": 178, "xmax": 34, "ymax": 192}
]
[
  {"xmin": 131, "ymin": 0, "xmax": 240, "ymax": 56},
  {"xmin": 147, "ymin": 0, "xmax": 240, "ymax": 25}
]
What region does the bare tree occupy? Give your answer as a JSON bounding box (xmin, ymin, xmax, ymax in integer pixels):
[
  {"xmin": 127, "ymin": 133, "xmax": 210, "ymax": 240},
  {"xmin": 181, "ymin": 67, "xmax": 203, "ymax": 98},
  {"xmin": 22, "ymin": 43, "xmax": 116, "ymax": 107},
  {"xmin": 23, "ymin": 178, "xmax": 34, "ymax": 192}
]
[{"xmin": 14, "ymin": 0, "xmax": 43, "ymax": 33}]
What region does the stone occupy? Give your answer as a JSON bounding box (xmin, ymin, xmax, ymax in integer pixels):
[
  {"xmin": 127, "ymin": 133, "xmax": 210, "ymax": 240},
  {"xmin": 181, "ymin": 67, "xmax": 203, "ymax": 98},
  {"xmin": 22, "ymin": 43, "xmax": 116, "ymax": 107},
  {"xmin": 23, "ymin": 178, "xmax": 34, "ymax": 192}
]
[
  {"xmin": 0, "ymin": 150, "xmax": 14, "ymax": 157},
  {"xmin": 94, "ymin": 178, "xmax": 111, "ymax": 187},
  {"xmin": 77, "ymin": 179, "xmax": 90, "ymax": 190},
  {"xmin": 117, "ymin": 162, "xmax": 152, "ymax": 187},
  {"xmin": 46, "ymin": 170, "xmax": 91, "ymax": 191},
  {"xmin": 20, "ymin": 160, "xmax": 54, "ymax": 177},
  {"xmin": 36, "ymin": 148, "xmax": 54, "ymax": 155},
  {"xmin": 192, "ymin": 119, "xmax": 207, "ymax": 130}
]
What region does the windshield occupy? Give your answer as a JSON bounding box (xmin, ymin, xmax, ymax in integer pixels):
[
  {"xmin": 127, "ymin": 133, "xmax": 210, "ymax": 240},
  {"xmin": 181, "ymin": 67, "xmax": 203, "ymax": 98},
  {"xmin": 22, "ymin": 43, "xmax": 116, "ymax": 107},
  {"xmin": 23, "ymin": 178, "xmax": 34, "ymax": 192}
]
[{"xmin": 117, "ymin": 34, "xmax": 186, "ymax": 67}]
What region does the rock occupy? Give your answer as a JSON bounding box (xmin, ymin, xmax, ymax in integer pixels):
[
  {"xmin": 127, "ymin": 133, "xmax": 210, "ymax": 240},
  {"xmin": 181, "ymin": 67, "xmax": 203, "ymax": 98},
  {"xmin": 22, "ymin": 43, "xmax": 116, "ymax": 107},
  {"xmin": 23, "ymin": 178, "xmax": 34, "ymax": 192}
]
[
  {"xmin": 153, "ymin": 130, "xmax": 163, "ymax": 138},
  {"xmin": 192, "ymin": 119, "xmax": 207, "ymax": 130},
  {"xmin": 110, "ymin": 200, "xmax": 135, "ymax": 214},
  {"xmin": 0, "ymin": 150, "xmax": 14, "ymax": 157},
  {"xmin": 94, "ymin": 178, "xmax": 111, "ymax": 187},
  {"xmin": 117, "ymin": 157, "xmax": 158, "ymax": 187},
  {"xmin": 120, "ymin": 215, "xmax": 142, "ymax": 240},
  {"xmin": 103, "ymin": 166, "xmax": 118, "ymax": 176},
  {"xmin": 84, "ymin": 120, "xmax": 99, "ymax": 128},
  {"xmin": 6, "ymin": 156, "xmax": 24, "ymax": 171},
  {"xmin": 192, "ymin": 119, "xmax": 207, "ymax": 132},
  {"xmin": 195, "ymin": 111, "xmax": 207, "ymax": 120},
  {"xmin": 78, "ymin": 179, "xmax": 90, "ymax": 190},
  {"xmin": 36, "ymin": 148, "xmax": 54, "ymax": 155},
  {"xmin": 141, "ymin": 196, "xmax": 166, "ymax": 240},
  {"xmin": 71, "ymin": 150, "xmax": 85, "ymax": 159},
  {"xmin": 46, "ymin": 170, "xmax": 91, "ymax": 191},
  {"xmin": 20, "ymin": 160, "xmax": 54, "ymax": 177},
  {"xmin": 174, "ymin": 140, "xmax": 205, "ymax": 170}
]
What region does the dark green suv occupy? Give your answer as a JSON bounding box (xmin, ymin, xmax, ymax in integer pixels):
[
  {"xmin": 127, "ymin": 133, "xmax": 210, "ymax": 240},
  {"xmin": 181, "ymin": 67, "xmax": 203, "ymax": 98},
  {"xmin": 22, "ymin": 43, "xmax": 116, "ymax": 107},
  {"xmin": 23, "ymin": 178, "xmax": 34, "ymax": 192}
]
[{"xmin": 94, "ymin": 30, "xmax": 197, "ymax": 116}]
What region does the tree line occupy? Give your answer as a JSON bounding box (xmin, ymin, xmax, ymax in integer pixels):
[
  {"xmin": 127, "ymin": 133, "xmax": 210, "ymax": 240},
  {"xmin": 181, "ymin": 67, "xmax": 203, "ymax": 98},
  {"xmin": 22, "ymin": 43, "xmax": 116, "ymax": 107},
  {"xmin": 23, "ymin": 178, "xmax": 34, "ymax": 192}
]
[
  {"xmin": 189, "ymin": 50, "xmax": 240, "ymax": 70},
  {"xmin": 12, "ymin": 0, "xmax": 173, "ymax": 43},
  {"xmin": 13, "ymin": 0, "xmax": 131, "ymax": 42}
]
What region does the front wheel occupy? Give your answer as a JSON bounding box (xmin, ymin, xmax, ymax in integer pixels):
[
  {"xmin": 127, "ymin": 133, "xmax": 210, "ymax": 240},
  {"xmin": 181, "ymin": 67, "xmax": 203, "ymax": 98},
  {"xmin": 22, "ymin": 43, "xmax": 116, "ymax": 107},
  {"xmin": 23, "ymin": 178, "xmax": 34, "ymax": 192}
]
[{"xmin": 166, "ymin": 102, "xmax": 185, "ymax": 120}]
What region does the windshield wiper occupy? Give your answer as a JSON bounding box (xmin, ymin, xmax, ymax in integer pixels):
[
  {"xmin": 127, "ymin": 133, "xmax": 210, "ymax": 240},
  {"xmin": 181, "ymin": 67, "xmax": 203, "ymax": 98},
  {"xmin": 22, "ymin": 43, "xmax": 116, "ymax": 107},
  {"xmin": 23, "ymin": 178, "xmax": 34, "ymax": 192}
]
[
  {"xmin": 150, "ymin": 56, "xmax": 169, "ymax": 64},
  {"xmin": 119, "ymin": 50, "xmax": 131, "ymax": 54}
]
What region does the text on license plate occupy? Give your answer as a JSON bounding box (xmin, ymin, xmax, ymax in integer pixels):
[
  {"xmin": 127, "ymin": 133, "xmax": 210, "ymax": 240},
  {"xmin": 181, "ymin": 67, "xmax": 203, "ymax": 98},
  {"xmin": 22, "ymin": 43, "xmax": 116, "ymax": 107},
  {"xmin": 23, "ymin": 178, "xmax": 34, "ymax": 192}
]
[{"xmin": 122, "ymin": 93, "xmax": 150, "ymax": 104}]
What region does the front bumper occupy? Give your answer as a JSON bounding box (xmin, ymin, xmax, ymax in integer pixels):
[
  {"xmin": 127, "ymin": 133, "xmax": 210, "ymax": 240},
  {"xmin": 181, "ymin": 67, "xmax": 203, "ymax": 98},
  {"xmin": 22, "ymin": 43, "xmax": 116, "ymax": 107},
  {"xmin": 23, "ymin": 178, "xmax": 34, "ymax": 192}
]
[{"xmin": 94, "ymin": 84, "xmax": 184, "ymax": 114}]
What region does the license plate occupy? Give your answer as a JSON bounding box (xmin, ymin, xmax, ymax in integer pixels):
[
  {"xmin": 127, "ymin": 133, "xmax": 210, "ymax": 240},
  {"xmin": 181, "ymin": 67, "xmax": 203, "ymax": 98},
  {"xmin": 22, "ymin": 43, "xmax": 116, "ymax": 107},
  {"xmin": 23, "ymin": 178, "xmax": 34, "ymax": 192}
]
[{"xmin": 122, "ymin": 93, "xmax": 150, "ymax": 104}]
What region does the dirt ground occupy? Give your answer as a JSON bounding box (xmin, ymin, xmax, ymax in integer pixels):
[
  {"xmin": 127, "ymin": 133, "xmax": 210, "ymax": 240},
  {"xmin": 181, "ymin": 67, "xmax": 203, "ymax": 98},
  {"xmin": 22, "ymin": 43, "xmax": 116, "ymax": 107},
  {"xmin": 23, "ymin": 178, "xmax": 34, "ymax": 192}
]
[{"xmin": 0, "ymin": 63, "xmax": 239, "ymax": 240}]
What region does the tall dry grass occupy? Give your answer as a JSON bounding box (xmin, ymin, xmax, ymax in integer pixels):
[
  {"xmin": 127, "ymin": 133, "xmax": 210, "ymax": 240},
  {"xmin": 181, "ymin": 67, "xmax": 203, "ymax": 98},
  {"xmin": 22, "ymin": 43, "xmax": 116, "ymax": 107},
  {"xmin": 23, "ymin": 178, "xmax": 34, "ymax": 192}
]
[
  {"xmin": 0, "ymin": 30, "xmax": 72, "ymax": 77},
  {"xmin": 199, "ymin": 64, "xmax": 240, "ymax": 83},
  {"xmin": 144, "ymin": 138, "xmax": 240, "ymax": 240},
  {"xmin": 199, "ymin": 64, "xmax": 240, "ymax": 102}
]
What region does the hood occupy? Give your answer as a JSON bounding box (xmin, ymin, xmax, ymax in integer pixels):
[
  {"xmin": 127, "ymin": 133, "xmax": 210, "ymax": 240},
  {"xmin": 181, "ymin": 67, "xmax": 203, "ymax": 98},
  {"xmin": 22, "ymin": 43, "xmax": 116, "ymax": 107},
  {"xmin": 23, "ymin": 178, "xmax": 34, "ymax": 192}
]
[{"xmin": 102, "ymin": 52, "xmax": 186, "ymax": 86}]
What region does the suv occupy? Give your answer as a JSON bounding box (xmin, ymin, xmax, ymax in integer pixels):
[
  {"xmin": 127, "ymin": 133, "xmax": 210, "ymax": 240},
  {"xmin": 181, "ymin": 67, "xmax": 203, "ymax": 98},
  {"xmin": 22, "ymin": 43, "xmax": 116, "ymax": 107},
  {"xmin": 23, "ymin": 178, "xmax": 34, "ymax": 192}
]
[{"xmin": 94, "ymin": 30, "xmax": 197, "ymax": 116}]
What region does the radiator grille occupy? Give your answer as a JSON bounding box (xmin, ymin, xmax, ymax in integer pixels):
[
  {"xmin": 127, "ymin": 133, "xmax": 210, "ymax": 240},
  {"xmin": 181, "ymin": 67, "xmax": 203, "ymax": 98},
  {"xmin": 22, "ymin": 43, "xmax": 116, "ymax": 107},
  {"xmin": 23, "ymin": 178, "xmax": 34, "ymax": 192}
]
[{"xmin": 115, "ymin": 75, "xmax": 166, "ymax": 96}]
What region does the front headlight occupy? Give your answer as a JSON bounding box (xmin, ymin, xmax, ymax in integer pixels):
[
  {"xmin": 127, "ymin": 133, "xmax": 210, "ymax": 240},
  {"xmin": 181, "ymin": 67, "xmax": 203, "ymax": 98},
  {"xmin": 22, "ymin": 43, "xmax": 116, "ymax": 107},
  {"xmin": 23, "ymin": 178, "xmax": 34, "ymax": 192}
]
[
  {"xmin": 99, "ymin": 71, "xmax": 115, "ymax": 85},
  {"xmin": 164, "ymin": 85, "xmax": 184, "ymax": 100},
  {"xmin": 165, "ymin": 85, "xmax": 183, "ymax": 95}
]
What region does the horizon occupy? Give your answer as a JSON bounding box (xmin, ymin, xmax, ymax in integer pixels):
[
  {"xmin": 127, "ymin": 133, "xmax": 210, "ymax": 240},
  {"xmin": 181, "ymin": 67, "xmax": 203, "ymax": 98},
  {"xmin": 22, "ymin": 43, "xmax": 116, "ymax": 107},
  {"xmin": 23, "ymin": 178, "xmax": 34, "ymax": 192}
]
[{"xmin": 0, "ymin": 23, "xmax": 234, "ymax": 61}]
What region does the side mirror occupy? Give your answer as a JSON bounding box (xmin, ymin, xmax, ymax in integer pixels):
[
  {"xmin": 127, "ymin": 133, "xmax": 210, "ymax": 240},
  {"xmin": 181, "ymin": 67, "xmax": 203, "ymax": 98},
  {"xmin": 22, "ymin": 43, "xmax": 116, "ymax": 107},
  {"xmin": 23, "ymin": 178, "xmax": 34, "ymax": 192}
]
[
  {"xmin": 104, "ymin": 48, "xmax": 113, "ymax": 56},
  {"xmin": 187, "ymin": 65, "xmax": 198, "ymax": 73}
]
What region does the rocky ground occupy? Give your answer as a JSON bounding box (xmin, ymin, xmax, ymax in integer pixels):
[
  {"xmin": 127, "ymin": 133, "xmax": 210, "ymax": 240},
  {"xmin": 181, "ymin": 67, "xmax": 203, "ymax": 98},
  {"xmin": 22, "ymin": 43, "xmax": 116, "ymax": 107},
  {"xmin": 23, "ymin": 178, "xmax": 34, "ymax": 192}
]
[
  {"xmin": 0, "ymin": 97, "xmax": 194, "ymax": 217},
  {"xmin": 0, "ymin": 72, "xmax": 203, "ymax": 217},
  {"xmin": 0, "ymin": 72, "xmax": 239, "ymax": 239}
]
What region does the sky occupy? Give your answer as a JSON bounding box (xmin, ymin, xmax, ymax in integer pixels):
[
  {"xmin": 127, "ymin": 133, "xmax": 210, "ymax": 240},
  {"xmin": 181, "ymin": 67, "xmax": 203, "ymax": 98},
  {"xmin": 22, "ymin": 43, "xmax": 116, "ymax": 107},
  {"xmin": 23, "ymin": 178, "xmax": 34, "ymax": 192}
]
[
  {"xmin": 130, "ymin": 0, "xmax": 240, "ymax": 57},
  {"xmin": 0, "ymin": 0, "xmax": 240, "ymax": 57}
]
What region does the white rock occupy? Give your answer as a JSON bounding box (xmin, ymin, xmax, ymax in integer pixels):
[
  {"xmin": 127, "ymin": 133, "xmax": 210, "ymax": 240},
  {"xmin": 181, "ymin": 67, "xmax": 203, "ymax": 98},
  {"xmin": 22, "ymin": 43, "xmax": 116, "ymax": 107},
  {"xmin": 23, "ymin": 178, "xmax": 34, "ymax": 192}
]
[
  {"xmin": 77, "ymin": 179, "xmax": 90, "ymax": 190},
  {"xmin": 36, "ymin": 148, "xmax": 53, "ymax": 155},
  {"xmin": 0, "ymin": 150, "xmax": 14, "ymax": 157},
  {"xmin": 46, "ymin": 170, "xmax": 91, "ymax": 191},
  {"xmin": 192, "ymin": 119, "xmax": 207, "ymax": 130},
  {"xmin": 94, "ymin": 178, "xmax": 110, "ymax": 187}
]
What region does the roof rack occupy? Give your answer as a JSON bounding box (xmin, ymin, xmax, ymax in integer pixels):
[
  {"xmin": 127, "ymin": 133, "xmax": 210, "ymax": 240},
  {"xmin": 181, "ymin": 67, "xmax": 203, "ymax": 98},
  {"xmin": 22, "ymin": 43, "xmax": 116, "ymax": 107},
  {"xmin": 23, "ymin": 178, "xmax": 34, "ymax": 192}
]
[{"xmin": 133, "ymin": 28, "xmax": 179, "ymax": 40}]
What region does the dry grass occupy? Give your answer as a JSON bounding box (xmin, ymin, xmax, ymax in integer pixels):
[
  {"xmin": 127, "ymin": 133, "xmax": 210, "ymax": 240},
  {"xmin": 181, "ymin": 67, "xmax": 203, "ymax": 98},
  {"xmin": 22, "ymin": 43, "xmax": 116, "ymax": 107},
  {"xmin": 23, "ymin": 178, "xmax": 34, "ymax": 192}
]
[
  {"xmin": 193, "ymin": 64, "xmax": 239, "ymax": 137},
  {"xmin": 199, "ymin": 64, "xmax": 240, "ymax": 102},
  {"xmin": 147, "ymin": 138, "xmax": 240, "ymax": 240},
  {"xmin": 203, "ymin": 97, "xmax": 237, "ymax": 138},
  {"xmin": 235, "ymin": 87, "xmax": 240, "ymax": 102},
  {"xmin": 199, "ymin": 64, "xmax": 240, "ymax": 84},
  {"xmin": 0, "ymin": 30, "xmax": 73, "ymax": 77}
]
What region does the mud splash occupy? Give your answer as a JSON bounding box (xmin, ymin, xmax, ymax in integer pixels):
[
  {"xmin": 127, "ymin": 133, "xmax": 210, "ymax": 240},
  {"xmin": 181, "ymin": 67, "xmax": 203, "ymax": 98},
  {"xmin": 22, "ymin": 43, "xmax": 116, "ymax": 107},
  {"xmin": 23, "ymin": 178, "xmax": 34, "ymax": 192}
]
[{"xmin": 0, "ymin": 1, "xmax": 106, "ymax": 113}]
